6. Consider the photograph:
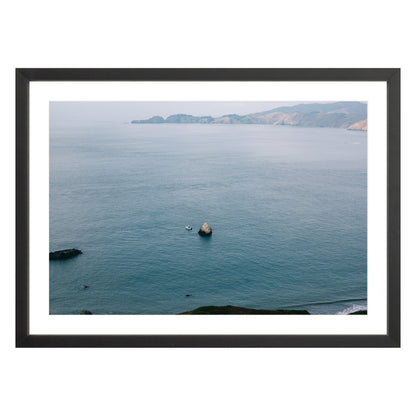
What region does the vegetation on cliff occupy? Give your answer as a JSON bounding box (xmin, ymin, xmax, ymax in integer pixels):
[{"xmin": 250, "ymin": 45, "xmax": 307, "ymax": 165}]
[{"xmin": 179, "ymin": 305, "xmax": 310, "ymax": 315}]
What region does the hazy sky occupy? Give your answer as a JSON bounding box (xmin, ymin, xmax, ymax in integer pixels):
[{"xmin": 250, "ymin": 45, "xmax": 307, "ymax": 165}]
[{"xmin": 50, "ymin": 101, "xmax": 321, "ymax": 123}]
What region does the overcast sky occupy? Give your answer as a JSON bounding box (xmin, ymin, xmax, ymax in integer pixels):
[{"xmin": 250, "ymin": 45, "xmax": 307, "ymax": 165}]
[{"xmin": 50, "ymin": 101, "xmax": 322, "ymax": 123}]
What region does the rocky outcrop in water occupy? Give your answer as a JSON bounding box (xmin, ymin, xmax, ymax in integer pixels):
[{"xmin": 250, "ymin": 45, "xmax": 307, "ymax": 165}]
[
  {"xmin": 198, "ymin": 222, "xmax": 212, "ymax": 236},
  {"xmin": 80, "ymin": 309, "xmax": 92, "ymax": 315},
  {"xmin": 179, "ymin": 305, "xmax": 310, "ymax": 315},
  {"xmin": 49, "ymin": 248, "xmax": 82, "ymax": 260}
]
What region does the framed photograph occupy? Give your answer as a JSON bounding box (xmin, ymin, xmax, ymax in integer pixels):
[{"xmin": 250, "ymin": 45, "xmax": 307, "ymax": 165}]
[{"xmin": 16, "ymin": 68, "xmax": 400, "ymax": 347}]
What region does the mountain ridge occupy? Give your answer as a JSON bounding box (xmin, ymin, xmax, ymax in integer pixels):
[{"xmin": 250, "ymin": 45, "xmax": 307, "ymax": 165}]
[{"xmin": 132, "ymin": 101, "xmax": 367, "ymax": 130}]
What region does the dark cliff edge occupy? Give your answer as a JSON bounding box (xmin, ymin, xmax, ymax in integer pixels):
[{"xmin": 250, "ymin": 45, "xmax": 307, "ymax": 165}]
[
  {"xmin": 179, "ymin": 305, "xmax": 368, "ymax": 315},
  {"xmin": 49, "ymin": 248, "xmax": 82, "ymax": 260},
  {"xmin": 179, "ymin": 305, "xmax": 310, "ymax": 315},
  {"xmin": 348, "ymin": 310, "xmax": 367, "ymax": 315}
]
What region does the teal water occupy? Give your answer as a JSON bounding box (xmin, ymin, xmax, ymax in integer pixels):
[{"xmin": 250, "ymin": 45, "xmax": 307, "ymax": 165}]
[{"xmin": 49, "ymin": 122, "xmax": 367, "ymax": 315}]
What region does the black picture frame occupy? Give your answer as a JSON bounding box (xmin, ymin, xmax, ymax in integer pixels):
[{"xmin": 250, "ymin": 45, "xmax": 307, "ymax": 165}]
[{"xmin": 16, "ymin": 68, "xmax": 400, "ymax": 348}]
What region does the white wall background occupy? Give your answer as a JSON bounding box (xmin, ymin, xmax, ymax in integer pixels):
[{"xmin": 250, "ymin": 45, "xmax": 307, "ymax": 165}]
[{"xmin": 1, "ymin": 1, "xmax": 414, "ymax": 416}]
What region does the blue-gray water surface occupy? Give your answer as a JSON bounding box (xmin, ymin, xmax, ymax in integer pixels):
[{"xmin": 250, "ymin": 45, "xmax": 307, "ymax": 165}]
[{"xmin": 50, "ymin": 122, "xmax": 367, "ymax": 314}]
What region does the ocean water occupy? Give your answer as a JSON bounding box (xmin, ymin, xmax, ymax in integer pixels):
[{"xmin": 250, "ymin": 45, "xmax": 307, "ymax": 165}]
[{"xmin": 49, "ymin": 121, "xmax": 367, "ymax": 315}]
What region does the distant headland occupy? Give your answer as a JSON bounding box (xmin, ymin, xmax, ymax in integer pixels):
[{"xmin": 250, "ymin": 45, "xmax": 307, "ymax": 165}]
[{"xmin": 132, "ymin": 101, "xmax": 367, "ymax": 131}]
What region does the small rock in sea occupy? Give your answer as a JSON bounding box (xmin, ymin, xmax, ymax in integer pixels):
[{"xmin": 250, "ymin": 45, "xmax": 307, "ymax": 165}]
[
  {"xmin": 198, "ymin": 222, "xmax": 212, "ymax": 236},
  {"xmin": 80, "ymin": 309, "xmax": 92, "ymax": 315},
  {"xmin": 83, "ymin": 285, "xmax": 90, "ymax": 289}
]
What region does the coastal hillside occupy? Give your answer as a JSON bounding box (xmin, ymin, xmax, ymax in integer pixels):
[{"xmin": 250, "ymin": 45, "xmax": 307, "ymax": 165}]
[
  {"xmin": 132, "ymin": 101, "xmax": 367, "ymax": 130},
  {"xmin": 347, "ymin": 119, "xmax": 367, "ymax": 131}
]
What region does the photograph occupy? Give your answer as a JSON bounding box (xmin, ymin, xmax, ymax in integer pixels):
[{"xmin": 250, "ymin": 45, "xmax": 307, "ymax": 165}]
[
  {"xmin": 3, "ymin": 0, "xmax": 413, "ymax": 412},
  {"xmin": 49, "ymin": 100, "xmax": 368, "ymax": 316},
  {"xmin": 4, "ymin": 2, "xmax": 410, "ymax": 414}
]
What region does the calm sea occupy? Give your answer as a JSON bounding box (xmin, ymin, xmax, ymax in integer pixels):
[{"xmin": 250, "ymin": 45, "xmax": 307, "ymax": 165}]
[{"xmin": 50, "ymin": 121, "xmax": 367, "ymax": 315}]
